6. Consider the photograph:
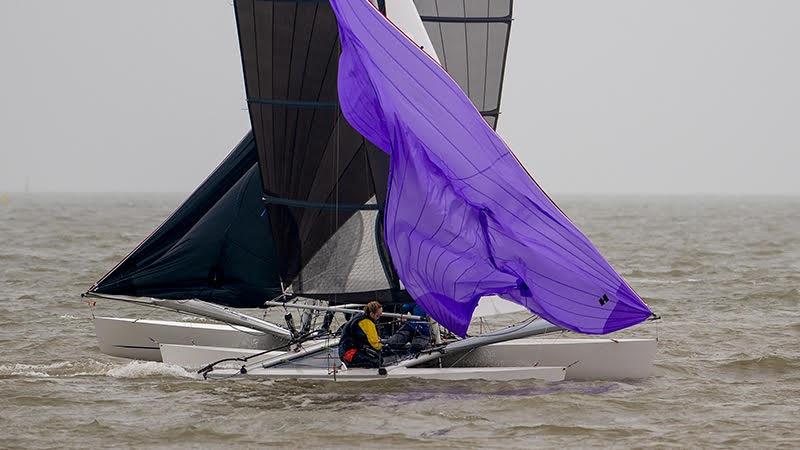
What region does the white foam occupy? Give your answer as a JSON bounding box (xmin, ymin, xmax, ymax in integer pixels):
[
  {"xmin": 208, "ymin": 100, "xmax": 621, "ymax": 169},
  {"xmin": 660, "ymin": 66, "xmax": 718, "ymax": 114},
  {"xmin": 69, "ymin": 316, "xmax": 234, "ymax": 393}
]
[
  {"xmin": 106, "ymin": 361, "xmax": 198, "ymax": 379},
  {"xmin": 0, "ymin": 361, "xmax": 70, "ymax": 377},
  {"xmin": 177, "ymin": 315, "xmax": 212, "ymax": 323},
  {"xmin": 1, "ymin": 360, "xmax": 202, "ymax": 380},
  {"xmin": 0, "ymin": 360, "xmax": 119, "ymax": 378},
  {"xmin": 22, "ymin": 371, "xmax": 51, "ymax": 377}
]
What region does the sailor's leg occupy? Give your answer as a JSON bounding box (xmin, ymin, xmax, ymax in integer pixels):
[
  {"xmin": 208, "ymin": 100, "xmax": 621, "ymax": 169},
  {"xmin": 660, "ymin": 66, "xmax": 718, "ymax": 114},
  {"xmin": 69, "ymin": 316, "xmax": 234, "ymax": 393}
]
[
  {"xmin": 410, "ymin": 333, "xmax": 431, "ymax": 352},
  {"xmin": 350, "ymin": 348, "xmax": 382, "ymax": 368},
  {"xmin": 385, "ymin": 327, "xmax": 412, "ymax": 347}
]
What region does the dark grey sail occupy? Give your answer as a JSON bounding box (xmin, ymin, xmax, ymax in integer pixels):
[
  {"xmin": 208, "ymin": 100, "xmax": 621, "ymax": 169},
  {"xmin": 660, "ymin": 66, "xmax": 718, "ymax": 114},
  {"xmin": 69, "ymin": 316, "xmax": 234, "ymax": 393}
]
[
  {"xmin": 413, "ymin": 0, "xmax": 513, "ymax": 129},
  {"xmin": 90, "ymin": 132, "xmax": 282, "ymax": 308},
  {"xmin": 234, "ymin": 0, "xmax": 395, "ymax": 302}
]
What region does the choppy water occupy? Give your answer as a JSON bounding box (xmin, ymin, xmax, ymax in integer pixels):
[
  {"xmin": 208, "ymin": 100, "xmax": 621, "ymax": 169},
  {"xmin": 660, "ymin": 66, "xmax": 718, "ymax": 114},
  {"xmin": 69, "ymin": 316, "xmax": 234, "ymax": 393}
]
[{"xmin": 1, "ymin": 193, "xmax": 798, "ymax": 448}]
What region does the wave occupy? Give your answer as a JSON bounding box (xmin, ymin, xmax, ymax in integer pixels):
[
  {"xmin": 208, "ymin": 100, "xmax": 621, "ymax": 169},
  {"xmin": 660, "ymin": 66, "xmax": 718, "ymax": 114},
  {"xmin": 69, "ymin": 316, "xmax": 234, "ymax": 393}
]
[
  {"xmin": 59, "ymin": 314, "xmax": 84, "ymax": 321},
  {"xmin": 629, "ymin": 277, "xmax": 704, "ymax": 285},
  {"xmin": 718, "ymin": 355, "xmax": 800, "ymax": 375},
  {"xmin": 627, "ymin": 268, "xmax": 696, "ymax": 278},
  {"xmin": 0, "ymin": 361, "xmax": 82, "ymax": 378},
  {"xmin": 747, "ymin": 288, "xmax": 800, "ymax": 303},
  {"xmin": 505, "ymin": 423, "xmax": 640, "ymax": 438},
  {"xmin": 105, "ymin": 361, "xmax": 198, "ymax": 379},
  {"xmin": 0, "ymin": 360, "xmax": 197, "ymax": 380}
]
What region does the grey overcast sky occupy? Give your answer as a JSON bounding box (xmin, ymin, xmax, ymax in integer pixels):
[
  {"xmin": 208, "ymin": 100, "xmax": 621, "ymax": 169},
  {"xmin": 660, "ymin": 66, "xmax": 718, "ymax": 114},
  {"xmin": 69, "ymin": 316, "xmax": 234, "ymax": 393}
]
[{"xmin": 0, "ymin": 1, "xmax": 798, "ymax": 195}]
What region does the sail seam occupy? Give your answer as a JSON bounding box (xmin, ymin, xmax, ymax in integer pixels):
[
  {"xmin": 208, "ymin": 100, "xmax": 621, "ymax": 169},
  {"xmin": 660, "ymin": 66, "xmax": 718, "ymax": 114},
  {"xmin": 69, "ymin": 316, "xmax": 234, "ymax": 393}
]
[
  {"xmin": 246, "ymin": 97, "xmax": 338, "ymax": 108},
  {"xmin": 282, "ymin": 1, "xmax": 302, "ymax": 194},
  {"xmin": 433, "ymin": 0, "xmax": 447, "ymax": 69},
  {"xmin": 287, "ymin": 2, "xmax": 321, "ymax": 198},
  {"xmin": 263, "ymin": 195, "xmax": 379, "ymax": 210},
  {"xmin": 482, "ymin": 0, "xmax": 490, "ymax": 111},
  {"xmin": 294, "ymin": 30, "xmax": 341, "ymax": 205},
  {"xmin": 462, "ymin": 0, "xmax": 470, "ymax": 98},
  {"xmin": 419, "ymin": 15, "xmax": 511, "ymax": 24}
]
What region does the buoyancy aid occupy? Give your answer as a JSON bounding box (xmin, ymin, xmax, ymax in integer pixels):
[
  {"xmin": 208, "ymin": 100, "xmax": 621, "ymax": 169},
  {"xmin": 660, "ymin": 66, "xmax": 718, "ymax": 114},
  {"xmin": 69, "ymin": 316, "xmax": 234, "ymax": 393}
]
[{"xmin": 339, "ymin": 313, "xmax": 383, "ymax": 361}]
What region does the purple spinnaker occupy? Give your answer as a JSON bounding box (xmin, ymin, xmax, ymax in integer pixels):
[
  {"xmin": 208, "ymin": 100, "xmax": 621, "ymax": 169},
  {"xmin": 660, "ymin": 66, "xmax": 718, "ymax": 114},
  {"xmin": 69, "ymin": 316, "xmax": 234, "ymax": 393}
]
[{"xmin": 329, "ymin": 0, "xmax": 652, "ymax": 336}]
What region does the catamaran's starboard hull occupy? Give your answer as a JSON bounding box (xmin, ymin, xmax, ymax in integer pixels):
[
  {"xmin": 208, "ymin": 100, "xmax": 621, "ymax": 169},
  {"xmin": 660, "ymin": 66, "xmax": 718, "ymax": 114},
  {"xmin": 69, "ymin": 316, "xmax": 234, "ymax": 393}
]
[
  {"xmin": 205, "ymin": 366, "xmax": 567, "ymax": 382},
  {"xmin": 441, "ymin": 337, "xmax": 657, "ymax": 380},
  {"xmin": 94, "ymin": 317, "xmax": 286, "ymax": 361}
]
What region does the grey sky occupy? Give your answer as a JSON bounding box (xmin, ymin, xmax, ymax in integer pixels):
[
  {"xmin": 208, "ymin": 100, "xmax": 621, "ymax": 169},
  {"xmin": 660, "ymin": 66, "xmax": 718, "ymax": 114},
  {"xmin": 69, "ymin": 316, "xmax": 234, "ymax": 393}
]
[{"xmin": 1, "ymin": 1, "xmax": 798, "ymax": 195}]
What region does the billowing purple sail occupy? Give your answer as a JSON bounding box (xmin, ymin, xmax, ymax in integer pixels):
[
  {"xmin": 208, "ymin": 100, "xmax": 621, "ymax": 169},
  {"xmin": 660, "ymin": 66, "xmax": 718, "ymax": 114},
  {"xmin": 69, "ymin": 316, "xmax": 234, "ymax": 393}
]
[{"xmin": 329, "ymin": 0, "xmax": 653, "ymax": 336}]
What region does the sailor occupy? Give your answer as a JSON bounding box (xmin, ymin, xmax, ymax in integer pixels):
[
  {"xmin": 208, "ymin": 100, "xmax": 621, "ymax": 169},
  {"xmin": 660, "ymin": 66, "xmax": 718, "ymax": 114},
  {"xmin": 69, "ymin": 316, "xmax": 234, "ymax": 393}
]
[
  {"xmin": 383, "ymin": 303, "xmax": 430, "ymax": 353},
  {"xmin": 338, "ymin": 301, "xmax": 384, "ymax": 368}
]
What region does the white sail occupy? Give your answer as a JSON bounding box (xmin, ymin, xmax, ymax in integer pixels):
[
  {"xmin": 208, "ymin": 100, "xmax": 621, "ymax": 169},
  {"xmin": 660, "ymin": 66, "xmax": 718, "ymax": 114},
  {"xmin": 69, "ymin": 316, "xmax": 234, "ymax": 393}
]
[
  {"xmin": 382, "ymin": 0, "xmax": 441, "ymax": 62},
  {"xmin": 293, "ymin": 198, "xmax": 390, "ymax": 294},
  {"xmin": 472, "ymin": 296, "xmax": 528, "ymax": 318}
]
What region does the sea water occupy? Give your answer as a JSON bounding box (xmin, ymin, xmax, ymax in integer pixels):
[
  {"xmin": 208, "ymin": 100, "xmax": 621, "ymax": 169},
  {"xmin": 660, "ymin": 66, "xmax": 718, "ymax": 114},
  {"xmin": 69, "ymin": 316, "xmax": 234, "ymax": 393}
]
[{"xmin": 1, "ymin": 193, "xmax": 798, "ymax": 448}]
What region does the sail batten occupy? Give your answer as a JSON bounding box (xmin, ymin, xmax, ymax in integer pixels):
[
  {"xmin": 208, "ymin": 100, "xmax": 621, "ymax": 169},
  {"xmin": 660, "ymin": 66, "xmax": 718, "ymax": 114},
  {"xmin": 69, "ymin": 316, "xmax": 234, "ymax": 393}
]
[
  {"xmin": 328, "ymin": 0, "xmax": 652, "ymax": 336},
  {"xmin": 418, "ymin": 15, "xmax": 512, "ymax": 23}
]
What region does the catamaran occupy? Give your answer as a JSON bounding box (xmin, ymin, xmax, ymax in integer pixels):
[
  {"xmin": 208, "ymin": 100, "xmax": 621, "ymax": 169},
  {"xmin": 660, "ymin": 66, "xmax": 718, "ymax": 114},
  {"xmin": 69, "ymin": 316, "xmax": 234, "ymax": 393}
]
[{"xmin": 85, "ymin": 0, "xmax": 658, "ymax": 382}]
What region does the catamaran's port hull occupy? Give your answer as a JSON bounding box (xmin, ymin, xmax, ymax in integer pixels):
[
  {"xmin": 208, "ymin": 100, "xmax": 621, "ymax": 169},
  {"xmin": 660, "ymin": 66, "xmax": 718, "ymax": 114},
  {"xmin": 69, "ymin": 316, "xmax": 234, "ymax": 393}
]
[
  {"xmin": 204, "ymin": 366, "xmax": 567, "ymax": 382},
  {"xmin": 160, "ymin": 339, "xmax": 656, "ymax": 381},
  {"xmin": 94, "ymin": 316, "xmax": 287, "ymax": 361}
]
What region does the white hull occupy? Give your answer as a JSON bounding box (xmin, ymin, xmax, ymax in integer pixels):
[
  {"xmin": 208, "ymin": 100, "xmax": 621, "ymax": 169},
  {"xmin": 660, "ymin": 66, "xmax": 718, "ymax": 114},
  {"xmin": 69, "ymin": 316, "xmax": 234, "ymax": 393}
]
[
  {"xmin": 206, "ymin": 365, "xmax": 566, "ymax": 382},
  {"xmin": 159, "ymin": 344, "xmax": 285, "ymax": 368},
  {"xmin": 94, "ymin": 316, "xmax": 287, "ymax": 361},
  {"xmin": 161, "ymin": 338, "xmax": 656, "ymax": 381},
  {"xmin": 443, "ymin": 337, "xmax": 657, "ymax": 380}
]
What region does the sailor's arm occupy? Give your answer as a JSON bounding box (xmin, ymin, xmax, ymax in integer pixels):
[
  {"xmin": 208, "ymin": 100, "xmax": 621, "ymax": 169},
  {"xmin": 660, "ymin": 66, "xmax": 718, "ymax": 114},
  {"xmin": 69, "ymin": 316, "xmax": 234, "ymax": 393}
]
[{"xmin": 358, "ymin": 319, "xmax": 383, "ymax": 351}]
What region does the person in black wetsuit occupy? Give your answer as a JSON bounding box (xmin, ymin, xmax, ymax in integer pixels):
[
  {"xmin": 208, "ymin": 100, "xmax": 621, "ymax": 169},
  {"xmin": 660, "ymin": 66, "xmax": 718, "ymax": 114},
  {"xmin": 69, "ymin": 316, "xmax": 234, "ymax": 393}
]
[{"xmin": 383, "ymin": 303, "xmax": 431, "ymax": 353}]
